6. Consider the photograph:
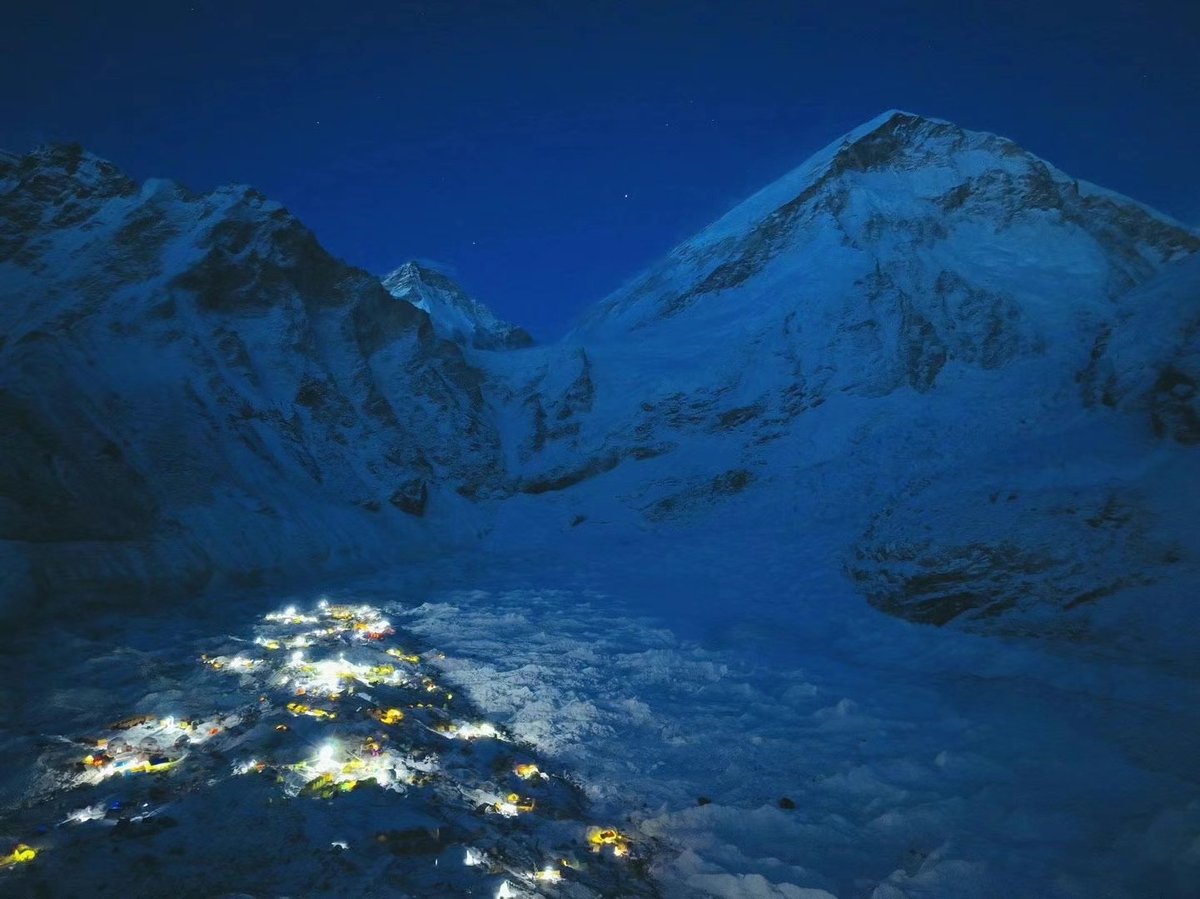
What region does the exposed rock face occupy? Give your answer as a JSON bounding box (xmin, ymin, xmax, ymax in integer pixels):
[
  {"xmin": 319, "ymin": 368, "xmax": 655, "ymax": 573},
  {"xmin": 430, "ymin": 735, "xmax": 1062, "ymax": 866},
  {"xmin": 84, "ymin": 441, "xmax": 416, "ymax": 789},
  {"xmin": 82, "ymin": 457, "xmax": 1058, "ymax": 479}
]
[
  {"xmin": 847, "ymin": 486, "xmax": 1181, "ymax": 635},
  {"xmin": 0, "ymin": 146, "xmax": 502, "ymax": 612},
  {"xmin": 1150, "ymin": 365, "xmax": 1200, "ymax": 443},
  {"xmin": 643, "ymin": 469, "xmax": 755, "ymax": 522},
  {"xmin": 381, "ymin": 261, "xmax": 534, "ymax": 350}
]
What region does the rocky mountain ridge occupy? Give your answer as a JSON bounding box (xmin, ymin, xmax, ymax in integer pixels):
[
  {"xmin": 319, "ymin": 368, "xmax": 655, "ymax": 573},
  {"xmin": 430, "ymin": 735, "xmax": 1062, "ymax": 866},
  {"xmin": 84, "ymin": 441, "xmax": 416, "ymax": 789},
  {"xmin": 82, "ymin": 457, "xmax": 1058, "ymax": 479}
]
[{"xmin": 0, "ymin": 144, "xmax": 501, "ymax": 613}]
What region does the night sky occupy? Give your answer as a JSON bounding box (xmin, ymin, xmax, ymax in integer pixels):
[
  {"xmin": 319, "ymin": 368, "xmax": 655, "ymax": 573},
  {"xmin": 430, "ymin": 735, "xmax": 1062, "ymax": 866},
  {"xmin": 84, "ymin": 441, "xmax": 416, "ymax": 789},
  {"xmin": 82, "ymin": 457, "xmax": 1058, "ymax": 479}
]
[{"xmin": 5, "ymin": 1, "xmax": 1198, "ymax": 337}]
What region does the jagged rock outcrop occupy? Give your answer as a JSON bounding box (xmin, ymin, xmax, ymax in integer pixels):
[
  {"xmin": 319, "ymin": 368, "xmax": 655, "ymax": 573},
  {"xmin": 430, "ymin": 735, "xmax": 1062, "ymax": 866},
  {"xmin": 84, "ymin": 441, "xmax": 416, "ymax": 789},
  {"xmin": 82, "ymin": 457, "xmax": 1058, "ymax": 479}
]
[{"xmin": 847, "ymin": 483, "xmax": 1184, "ymax": 637}]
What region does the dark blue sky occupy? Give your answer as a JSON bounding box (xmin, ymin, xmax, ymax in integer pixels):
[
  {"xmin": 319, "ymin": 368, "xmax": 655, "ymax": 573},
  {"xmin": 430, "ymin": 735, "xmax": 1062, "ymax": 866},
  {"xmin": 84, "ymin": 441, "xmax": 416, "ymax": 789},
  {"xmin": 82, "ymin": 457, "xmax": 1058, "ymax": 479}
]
[{"xmin": 5, "ymin": 1, "xmax": 1198, "ymax": 337}]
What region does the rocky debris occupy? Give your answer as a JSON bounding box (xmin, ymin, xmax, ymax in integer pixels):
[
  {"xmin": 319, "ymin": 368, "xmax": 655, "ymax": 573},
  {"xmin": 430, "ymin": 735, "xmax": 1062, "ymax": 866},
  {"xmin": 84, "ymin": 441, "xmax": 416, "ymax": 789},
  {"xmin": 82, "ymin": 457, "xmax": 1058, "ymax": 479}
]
[
  {"xmin": 390, "ymin": 479, "xmax": 430, "ymax": 517},
  {"xmin": 519, "ymin": 443, "xmax": 670, "ymax": 496}
]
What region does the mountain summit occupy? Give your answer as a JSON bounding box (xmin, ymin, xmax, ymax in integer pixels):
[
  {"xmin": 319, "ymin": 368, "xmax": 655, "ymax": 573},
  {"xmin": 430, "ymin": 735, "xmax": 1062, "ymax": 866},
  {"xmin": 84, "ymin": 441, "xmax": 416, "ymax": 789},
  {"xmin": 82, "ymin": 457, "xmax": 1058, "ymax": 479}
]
[
  {"xmin": 382, "ymin": 261, "xmax": 534, "ymax": 350},
  {"xmin": 582, "ymin": 109, "xmax": 1196, "ymax": 336}
]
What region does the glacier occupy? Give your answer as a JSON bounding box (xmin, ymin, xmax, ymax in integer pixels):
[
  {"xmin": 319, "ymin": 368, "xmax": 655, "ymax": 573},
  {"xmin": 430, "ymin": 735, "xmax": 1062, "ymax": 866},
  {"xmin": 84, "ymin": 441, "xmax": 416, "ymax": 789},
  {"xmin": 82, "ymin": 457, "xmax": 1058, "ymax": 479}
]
[{"xmin": 1, "ymin": 111, "xmax": 1199, "ymax": 897}]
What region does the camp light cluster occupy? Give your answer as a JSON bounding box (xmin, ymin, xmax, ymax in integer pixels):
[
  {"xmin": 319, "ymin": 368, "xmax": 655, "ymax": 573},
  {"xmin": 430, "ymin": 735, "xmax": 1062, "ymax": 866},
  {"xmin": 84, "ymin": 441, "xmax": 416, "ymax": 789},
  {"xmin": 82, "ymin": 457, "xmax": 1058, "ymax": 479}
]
[{"xmin": 1, "ymin": 597, "xmax": 648, "ymax": 896}]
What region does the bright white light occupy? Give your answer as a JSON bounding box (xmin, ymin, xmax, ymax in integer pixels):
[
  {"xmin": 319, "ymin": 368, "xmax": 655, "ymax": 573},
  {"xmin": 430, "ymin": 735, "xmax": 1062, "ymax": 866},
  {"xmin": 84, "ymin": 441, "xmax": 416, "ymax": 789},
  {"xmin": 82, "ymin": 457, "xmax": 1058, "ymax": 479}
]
[
  {"xmin": 452, "ymin": 722, "xmax": 500, "ymax": 740},
  {"xmin": 315, "ymin": 742, "xmax": 339, "ymax": 772},
  {"xmin": 331, "ymin": 840, "xmax": 348, "ymax": 850},
  {"xmin": 65, "ymin": 804, "xmax": 106, "ymax": 824},
  {"xmin": 463, "ymin": 847, "xmax": 487, "ymax": 867},
  {"xmin": 233, "ymin": 759, "xmax": 259, "ymax": 775},
  {"xmin": 318, "ymin": 598, "xmax": 329, "ymax": 609},
  {"xmin": 309, "ymin": 658, "xmax": 354, "ymax": 693},
  {"xmin": 290, "ymin": 650, "xmax": 304, "ymax": 665},
  {"xmin": 266, "ymin": 607, "xmax": 318, "ymax": 624}
]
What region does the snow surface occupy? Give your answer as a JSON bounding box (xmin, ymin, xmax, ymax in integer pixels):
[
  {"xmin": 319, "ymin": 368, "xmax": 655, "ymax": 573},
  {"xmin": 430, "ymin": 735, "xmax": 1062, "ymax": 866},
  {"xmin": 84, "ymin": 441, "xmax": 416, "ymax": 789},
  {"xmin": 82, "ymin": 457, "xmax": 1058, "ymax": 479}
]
[
  {"xmin": 3, "ymin": 544, "xmax": 1198, "ymax": 897},
  {"xmin": 3, "ymin": 115, "xmax": 1200, "ymax": 897}
]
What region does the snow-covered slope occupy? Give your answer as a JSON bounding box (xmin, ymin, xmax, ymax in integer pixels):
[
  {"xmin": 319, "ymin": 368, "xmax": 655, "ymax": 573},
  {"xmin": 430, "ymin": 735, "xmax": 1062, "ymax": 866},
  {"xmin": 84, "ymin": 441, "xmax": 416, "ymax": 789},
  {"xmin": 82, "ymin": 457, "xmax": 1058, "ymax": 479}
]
[
  {"xmin": 481, "ymin": 110, "xmax": 1200, "ymax": 654},
  {"xmin": 382, "ymin": 260, "xmax": 534, "ymax": 350},
  {"xmin": 0, "ymin": 145, "xmax": 501, "ymax": 614},
  {"xmin": 4, "ymin": 113, "xmax": 1198, "ymax": 658},
  {"xmin": 581, "ymin": 109, "xmax": 1195, "ymax": 337}
]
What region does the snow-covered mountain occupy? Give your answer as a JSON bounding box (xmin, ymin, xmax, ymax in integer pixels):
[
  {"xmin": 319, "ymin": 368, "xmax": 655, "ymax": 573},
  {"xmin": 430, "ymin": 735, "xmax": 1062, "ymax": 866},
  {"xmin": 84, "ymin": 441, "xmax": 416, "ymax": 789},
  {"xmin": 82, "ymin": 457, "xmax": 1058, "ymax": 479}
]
[
  {"xmin": 0, "ymin": 144, "xmax": 501, "ymax": 614},
  {"xmin": 5, "ymin": 113, "xmax": 1200, "ymax": 899},
  {"xmin": 382, "ymin": 260, "xmax": 534, "ymax": 350},
  {"xmin": 3, "ymin": 113, "xmax": 1198, "ymax": 660},
  {"xmin": 482, "ymin": 110, "xmax": 1200, "ymax": 654}
]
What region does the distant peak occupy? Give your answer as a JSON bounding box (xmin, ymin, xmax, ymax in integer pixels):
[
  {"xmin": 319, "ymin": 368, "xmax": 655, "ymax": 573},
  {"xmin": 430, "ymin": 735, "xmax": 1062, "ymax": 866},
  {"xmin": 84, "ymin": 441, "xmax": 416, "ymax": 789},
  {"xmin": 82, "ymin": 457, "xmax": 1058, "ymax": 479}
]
[
  {"xmin": 382, "ymin": 260, "xmax": 460, "ymax": 298},
  {"xmin": 391, "ymin": 260, "xmax": 424, "ymax": 276},
  {"xmin": 381, "ymin": 261, "xmax": 534, "ymax": 350},
  {"xmin": 382, "ymin": 260, "xmax": 421, "ymax": 283}
]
